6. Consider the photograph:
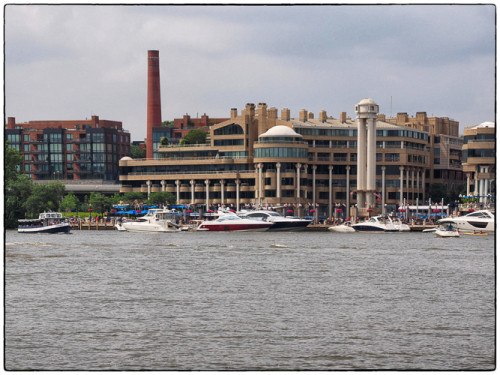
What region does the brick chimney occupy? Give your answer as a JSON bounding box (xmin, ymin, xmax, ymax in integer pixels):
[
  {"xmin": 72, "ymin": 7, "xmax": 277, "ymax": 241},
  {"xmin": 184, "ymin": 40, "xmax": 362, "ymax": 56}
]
[
  {"xmin": 281, "ymin": 108, "xmax": 290, "ymax": 121},
  {"xmin": 299, "ymin": 109, "xmax": 308, "ymax": 122},
  {"xmin": 230, "ymin": 108, "xmax": 238, "ymax": 118},
  {"xmin": 6, "ymin": 117, "xmax": 16, "ymax": 129},
  {"xmin": 147, "ymin": 50, "xmax": 162, "ymax": 159},
  {"xmin": 268, "ymin": 107, "xmax": 278, "ymax": 119},
  {"xmin": 340, "ymin": 112, "xmax": 347, "ymax": 123},
  {"xmin": 308, "ymin": 112, "xmax": 314, "ymax": 120},
  {"xmin": 319, "ymin": 110, "xmax": 327, "ymax": 123},
  {"xmin": 397, "ymin": 112, "xmax": 409, "ymax": 123}
]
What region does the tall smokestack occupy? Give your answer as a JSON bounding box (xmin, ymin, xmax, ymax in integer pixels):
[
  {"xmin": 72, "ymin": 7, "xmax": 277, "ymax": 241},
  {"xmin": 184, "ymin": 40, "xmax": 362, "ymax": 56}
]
[{"xmin": 147, "ymin": 50, "xmax": 161, "ymax": 159}]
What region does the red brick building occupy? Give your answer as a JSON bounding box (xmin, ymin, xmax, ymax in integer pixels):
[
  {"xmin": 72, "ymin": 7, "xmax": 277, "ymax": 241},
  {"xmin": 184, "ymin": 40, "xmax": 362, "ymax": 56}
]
[
  {"xmin": 5, "ymin": 115, "xmax": 130, "ymax": 181},
  {"xmin": 172, "ymin": 113, "xmax": 229, "ymax": 140}
]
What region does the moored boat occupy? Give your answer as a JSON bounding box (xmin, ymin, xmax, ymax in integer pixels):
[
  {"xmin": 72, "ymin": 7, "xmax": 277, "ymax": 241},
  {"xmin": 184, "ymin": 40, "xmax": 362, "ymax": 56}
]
[
  {"xmin": 435, "ymin": 223, "xmax": 460, "ymax": 238},
  {"xmin": 120, "ymin": 209, "xmax": 180, "ymax": 233},
  {"xmin": 438, "ymin": 210, "xmax": 495, "ymax": 233},
  {"xmin": 351, "ymin": 215, "xmax": 398, "ymax": 232},
  {"xmin": 328, "ymin": 221, "xmax": 355, "ymax": 233},
  {"xmin": 18, "ymin": 212, "xmax": 71, "ymax": 234},
  {"xmin": 389, "ymin": 216, "xmax": 411, "ymax": 231},
  {"xmin": 197, "ymin": 211, "xmax": 273, "ymax": 232},
  {"xmin": 238, "ymin": 210, "xmax": 311, "ymax": 231}
]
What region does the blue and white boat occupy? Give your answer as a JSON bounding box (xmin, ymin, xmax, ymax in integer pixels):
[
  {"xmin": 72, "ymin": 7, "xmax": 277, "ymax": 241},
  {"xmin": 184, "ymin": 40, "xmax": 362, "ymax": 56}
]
[
  {"xmin": 18, "ymin": 212, "xmax": 71, "ymax": 233},
  {"xmin": 351, "ymin": 215, "xmax": 399, "ymax": 232}
]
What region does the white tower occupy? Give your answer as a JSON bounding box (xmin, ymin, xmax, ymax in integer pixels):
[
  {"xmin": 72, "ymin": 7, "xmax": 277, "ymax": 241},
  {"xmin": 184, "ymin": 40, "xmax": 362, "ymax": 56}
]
[{"xmin": 355, "ymin": 98, "xmax": 379, "ymax": 210}]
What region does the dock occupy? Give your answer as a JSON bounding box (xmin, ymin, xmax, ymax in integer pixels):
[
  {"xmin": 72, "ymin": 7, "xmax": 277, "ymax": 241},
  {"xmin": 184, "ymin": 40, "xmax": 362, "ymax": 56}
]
[{"xmin": 71, "ymin": 221, "xmax": 117, "ymax": 230}]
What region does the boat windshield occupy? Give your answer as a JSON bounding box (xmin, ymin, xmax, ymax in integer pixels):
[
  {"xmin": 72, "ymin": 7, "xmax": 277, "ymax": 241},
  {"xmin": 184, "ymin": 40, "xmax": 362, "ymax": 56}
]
[
  {"xmin": 266, "ymin": 212, "xmax": 282, "ymax": 217},
  {"xmin": 216, "ymin": 216, "xmax": 240, "ymax": 222}
]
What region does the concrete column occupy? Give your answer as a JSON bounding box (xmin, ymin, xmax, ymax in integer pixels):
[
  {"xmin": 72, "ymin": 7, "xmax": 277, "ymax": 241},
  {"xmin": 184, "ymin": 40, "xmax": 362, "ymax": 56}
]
[
  {"xmin": 416, "ymin": 169, "xmax": 420, "ymax": 202},
  {"xmin": 366, "ymin": 117, "xmax": 376, "ymax": 192},
  {"xmin": 220, "ymin": 179, "xmax": 225, "ymax": 206},
  {"xmin": 484, "ymin": 167, "xmax": 489, "ymax": 197},
  {"xmin": 474, "ymin": 170, "xmax": 478, "ymax": 196},
  {"xmin": 406, "ymin": 168, "xmax": 410, "ymax": 203},
  {"xmin": 205, "ymin": 179, "xmax": 210, "ymax": 211},
  {"xmin": 175, "ymin": 180, "xmax": 180, "ymax": 204},
  {"xmin": 411, "ymin": 168, "xmax": 415, "ymax": 204},
  {"xmin": 258, "ymin": 163, "xmax": 263, "ymax": 208},
  {"xmin": 236, "ymin": 179, "xmax": 240, "ymax": 211},
  {"xmin": 346, "ymin": 166, "xmax": 351, "ymax": 214},
  {"xmin": 147, "ymin": 180, "xmax": 151, "ymax": 199},
  {"xmin": 381, "ymin": 166, "xmax": 386, "ymax": 214},
  {"xmin": 303, "ymin": 164, "xmax": 308, "ymax": 200},
  {"xmin": 190, "ymin": 180, "xmax": 195, "ymax": 205},
  {"xmin": 161, "ymin": 180, "xmax": 165, "ymax": 192},
  {"xmin": 276, "ymin": 162, "xmax": 281, "ymax": 200},
  {"xmin": 357, "ymin": 118, "xmax": 367, "ymax": 207},
  {"xmin": 328, "ymin": 165, "xmax": 333, "ymax": 219},
  {"xmin": 312, "ymin": 165, "xmax": 317, "ymax": 207},
  {"xmin": 296, "ymin": 163, "xmax": 302, "ymax": 199},
  {"xmin": 466, "ymin": 173, "xmax": 471, "ymax": 196},
  {"xmin": 422, "ymin": 169, "xmax": 426, "ymax": 201},
  {"xmin": 399, "ymin": 167, "xmax": 404, "ymax": 207}
]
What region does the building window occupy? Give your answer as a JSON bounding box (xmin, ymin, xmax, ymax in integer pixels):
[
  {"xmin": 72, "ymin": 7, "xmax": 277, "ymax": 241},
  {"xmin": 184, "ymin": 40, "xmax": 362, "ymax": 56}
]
[{"xmin": 214, "ymin": 123, "xmax": 243, "ymax": 136}]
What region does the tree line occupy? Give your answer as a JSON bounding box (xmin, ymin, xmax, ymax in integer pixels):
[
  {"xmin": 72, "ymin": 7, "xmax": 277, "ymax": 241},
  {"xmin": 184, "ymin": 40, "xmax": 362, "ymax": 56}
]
[{"xmin": 5, "ymin": 142, "xmax": 176, "ymax": 229}]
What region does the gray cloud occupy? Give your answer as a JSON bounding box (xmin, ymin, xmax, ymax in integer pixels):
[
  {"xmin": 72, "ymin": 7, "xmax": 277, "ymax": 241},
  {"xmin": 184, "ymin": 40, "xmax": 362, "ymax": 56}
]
[{"xmin": 5, "ymin": 4, "xmax": 495, "ymax": 140}]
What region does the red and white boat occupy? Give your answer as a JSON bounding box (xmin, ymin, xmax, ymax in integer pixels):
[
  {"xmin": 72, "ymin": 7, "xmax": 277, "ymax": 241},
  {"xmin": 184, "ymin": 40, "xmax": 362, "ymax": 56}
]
[{"xmin": 196, "ymin": 211, "xmax": 273, "ymax": 232}]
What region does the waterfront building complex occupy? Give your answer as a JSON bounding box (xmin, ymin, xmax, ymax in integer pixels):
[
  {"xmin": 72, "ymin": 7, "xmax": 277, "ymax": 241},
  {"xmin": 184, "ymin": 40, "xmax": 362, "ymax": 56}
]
[
  {"xmin": 119, "ymin": 101, "xmax": 434, "ymax": 218},
  {"xmin": 381, "ymin": 111, "xmax": 464, "ymax": 194},
  {"xmin": 5, "ymin": 115, "xmax": 131, "ymax": 181},
  {"xmin": 461, "ymin": 121, "xmax": 495, "ymax": 203}
]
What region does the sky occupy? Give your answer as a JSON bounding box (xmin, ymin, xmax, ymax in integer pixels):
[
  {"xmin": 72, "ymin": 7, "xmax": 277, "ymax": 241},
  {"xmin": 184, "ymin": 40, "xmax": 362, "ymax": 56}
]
[{"xmin": 4, "ymin": 3, "xmax": 496, "ymax": 141}]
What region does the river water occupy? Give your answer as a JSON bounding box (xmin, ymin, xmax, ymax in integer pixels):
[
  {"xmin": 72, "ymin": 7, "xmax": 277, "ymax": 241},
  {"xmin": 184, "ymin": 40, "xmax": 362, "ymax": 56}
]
[{"xmin": 5, "ymin": 229, "xmax": 495, "ymax": 370}]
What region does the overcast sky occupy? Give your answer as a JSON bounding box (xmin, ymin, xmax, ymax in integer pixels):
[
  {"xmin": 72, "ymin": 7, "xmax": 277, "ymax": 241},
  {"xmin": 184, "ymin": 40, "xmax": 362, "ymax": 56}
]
[{"xmin": 4, "ymin": 4, "xmax": 495, "ymax": 140}]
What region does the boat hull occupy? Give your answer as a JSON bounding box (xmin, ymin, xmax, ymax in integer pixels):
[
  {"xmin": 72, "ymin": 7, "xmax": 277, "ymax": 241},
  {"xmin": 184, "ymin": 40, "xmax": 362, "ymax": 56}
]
[
  {"xmin": 435, "ymin": 229, "xmax": 460, "ymax": 238},
  {"xmin": 268, "ymin": 220, "xmax": 311, "ymax": 231},
  {"xmin": 352, "ymin": 225, "xmax": 389, "ymax": 232},
  {"xmin": 197, "ymin": 223, "xmax": 272, "ymax": 232},
  {"xmin": 328, "ymin": 225, "xmax": 355, "ymax": 233},
  {"xmin": 18, "ymin": 223, "xmax": 71, "ymax": 234},
  {"xmin": 121, "ymin": 223, "xmax": 179, "ymax": 232}
]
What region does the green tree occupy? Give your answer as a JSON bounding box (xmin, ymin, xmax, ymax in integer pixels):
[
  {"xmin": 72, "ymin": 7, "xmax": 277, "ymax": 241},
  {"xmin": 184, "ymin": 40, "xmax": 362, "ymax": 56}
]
[
  {"xmin": 5, "ymin": 174, "xmax": 33, "ymax": 228},
  {"xmin": 162, "ymin": 121, "xmax": 174, "ymax": 128},
  {"xmin": 160, "ymin": 136, "xmax": 169, "ymax": 146},
  {"xmin": 427, "ymin": 183, "xmax": 449, "ymax": 203},
  {"xmin": 5, "ymin": 141, "xmax": 23, "ymax": 183},
  {"xmin": 5, "ymin": 141, "xmax": 32, "ymax": 227},
  {"xmin": 147, "ymin": 191, "xmax": 176, "ymax": 206},
  {"xmin": 180, "ymin": 129, "xmax": 208, "ymax": 145},
  {"xmin": 60, "ymin": 191, "xmax": 80, "ymax": 212},
  {"xmin": 110, "ymin": 193, "xmax": 123, "ymax": 205},
  {"xmin": 24, "ymin": 182, "xmax": 66, "ymax": 217},
  {"xmin": 131, "ymin": 144, "xmax": 146, "ymax": 159},
  {"xmin": 122, "ymin": 192, "xmax": 146, "ymax": 205},
  {"xmin": 89, "ymin": 192, "xmax": 112, "ymax": 216}
]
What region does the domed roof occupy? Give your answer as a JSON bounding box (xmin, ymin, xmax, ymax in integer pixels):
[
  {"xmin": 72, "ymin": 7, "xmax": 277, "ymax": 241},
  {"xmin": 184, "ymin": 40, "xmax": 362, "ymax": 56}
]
[
  {"xmin": 358, "ymin": 98, "xmax": 376, "ymax": 105},
  {"xmin": 260, "ymin": 125, "xmax": 302, "ymax": 138},
  {"xmin": 120, "ymin": 156, "xmax": 133, "ymax": 161},
  {"xmin": 474, "ymin": 121, "xmax": 495, "ymax": 129}
]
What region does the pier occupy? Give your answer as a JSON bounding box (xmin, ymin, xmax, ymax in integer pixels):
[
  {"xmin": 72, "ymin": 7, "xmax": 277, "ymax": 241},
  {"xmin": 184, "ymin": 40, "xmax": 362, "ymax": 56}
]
[{"xmin": 71, "ymin": 220, "xmax": 117, "ymax": 230}]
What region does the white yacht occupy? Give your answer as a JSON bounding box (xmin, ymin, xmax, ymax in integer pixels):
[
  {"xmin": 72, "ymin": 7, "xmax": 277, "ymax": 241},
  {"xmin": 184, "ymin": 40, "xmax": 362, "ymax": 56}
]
[
  {"xmin": 435, "ymin": 223, "xmax": 460, "ymax": 238},
  {"xmin": 351, "ymin": 216, "xmax": 399, "ymax": 232},
  {"xmin": 438, "ymin": 210, "xmax": 495, "ymax": 233},
  {"xmin": 120, "ymin": 209, "xmax": 180, "ymax": 233},
  {"xmin": 18, "ymin": 212, "xmax": 71, "ymax": 233},
  {"xmin": 196, "ymin": 211, "xmax": 273, "ymax": 232},
  {"xmin": 389, "ymin": 216, "xmax": 411, "ymax": 231},
  {"xmin": 238, "ymin": 210, "xmax": 312, "ymax": 231},
  {"xmin": 328, "ymin": 221, "xmax": 355, "ymax": 233}
]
